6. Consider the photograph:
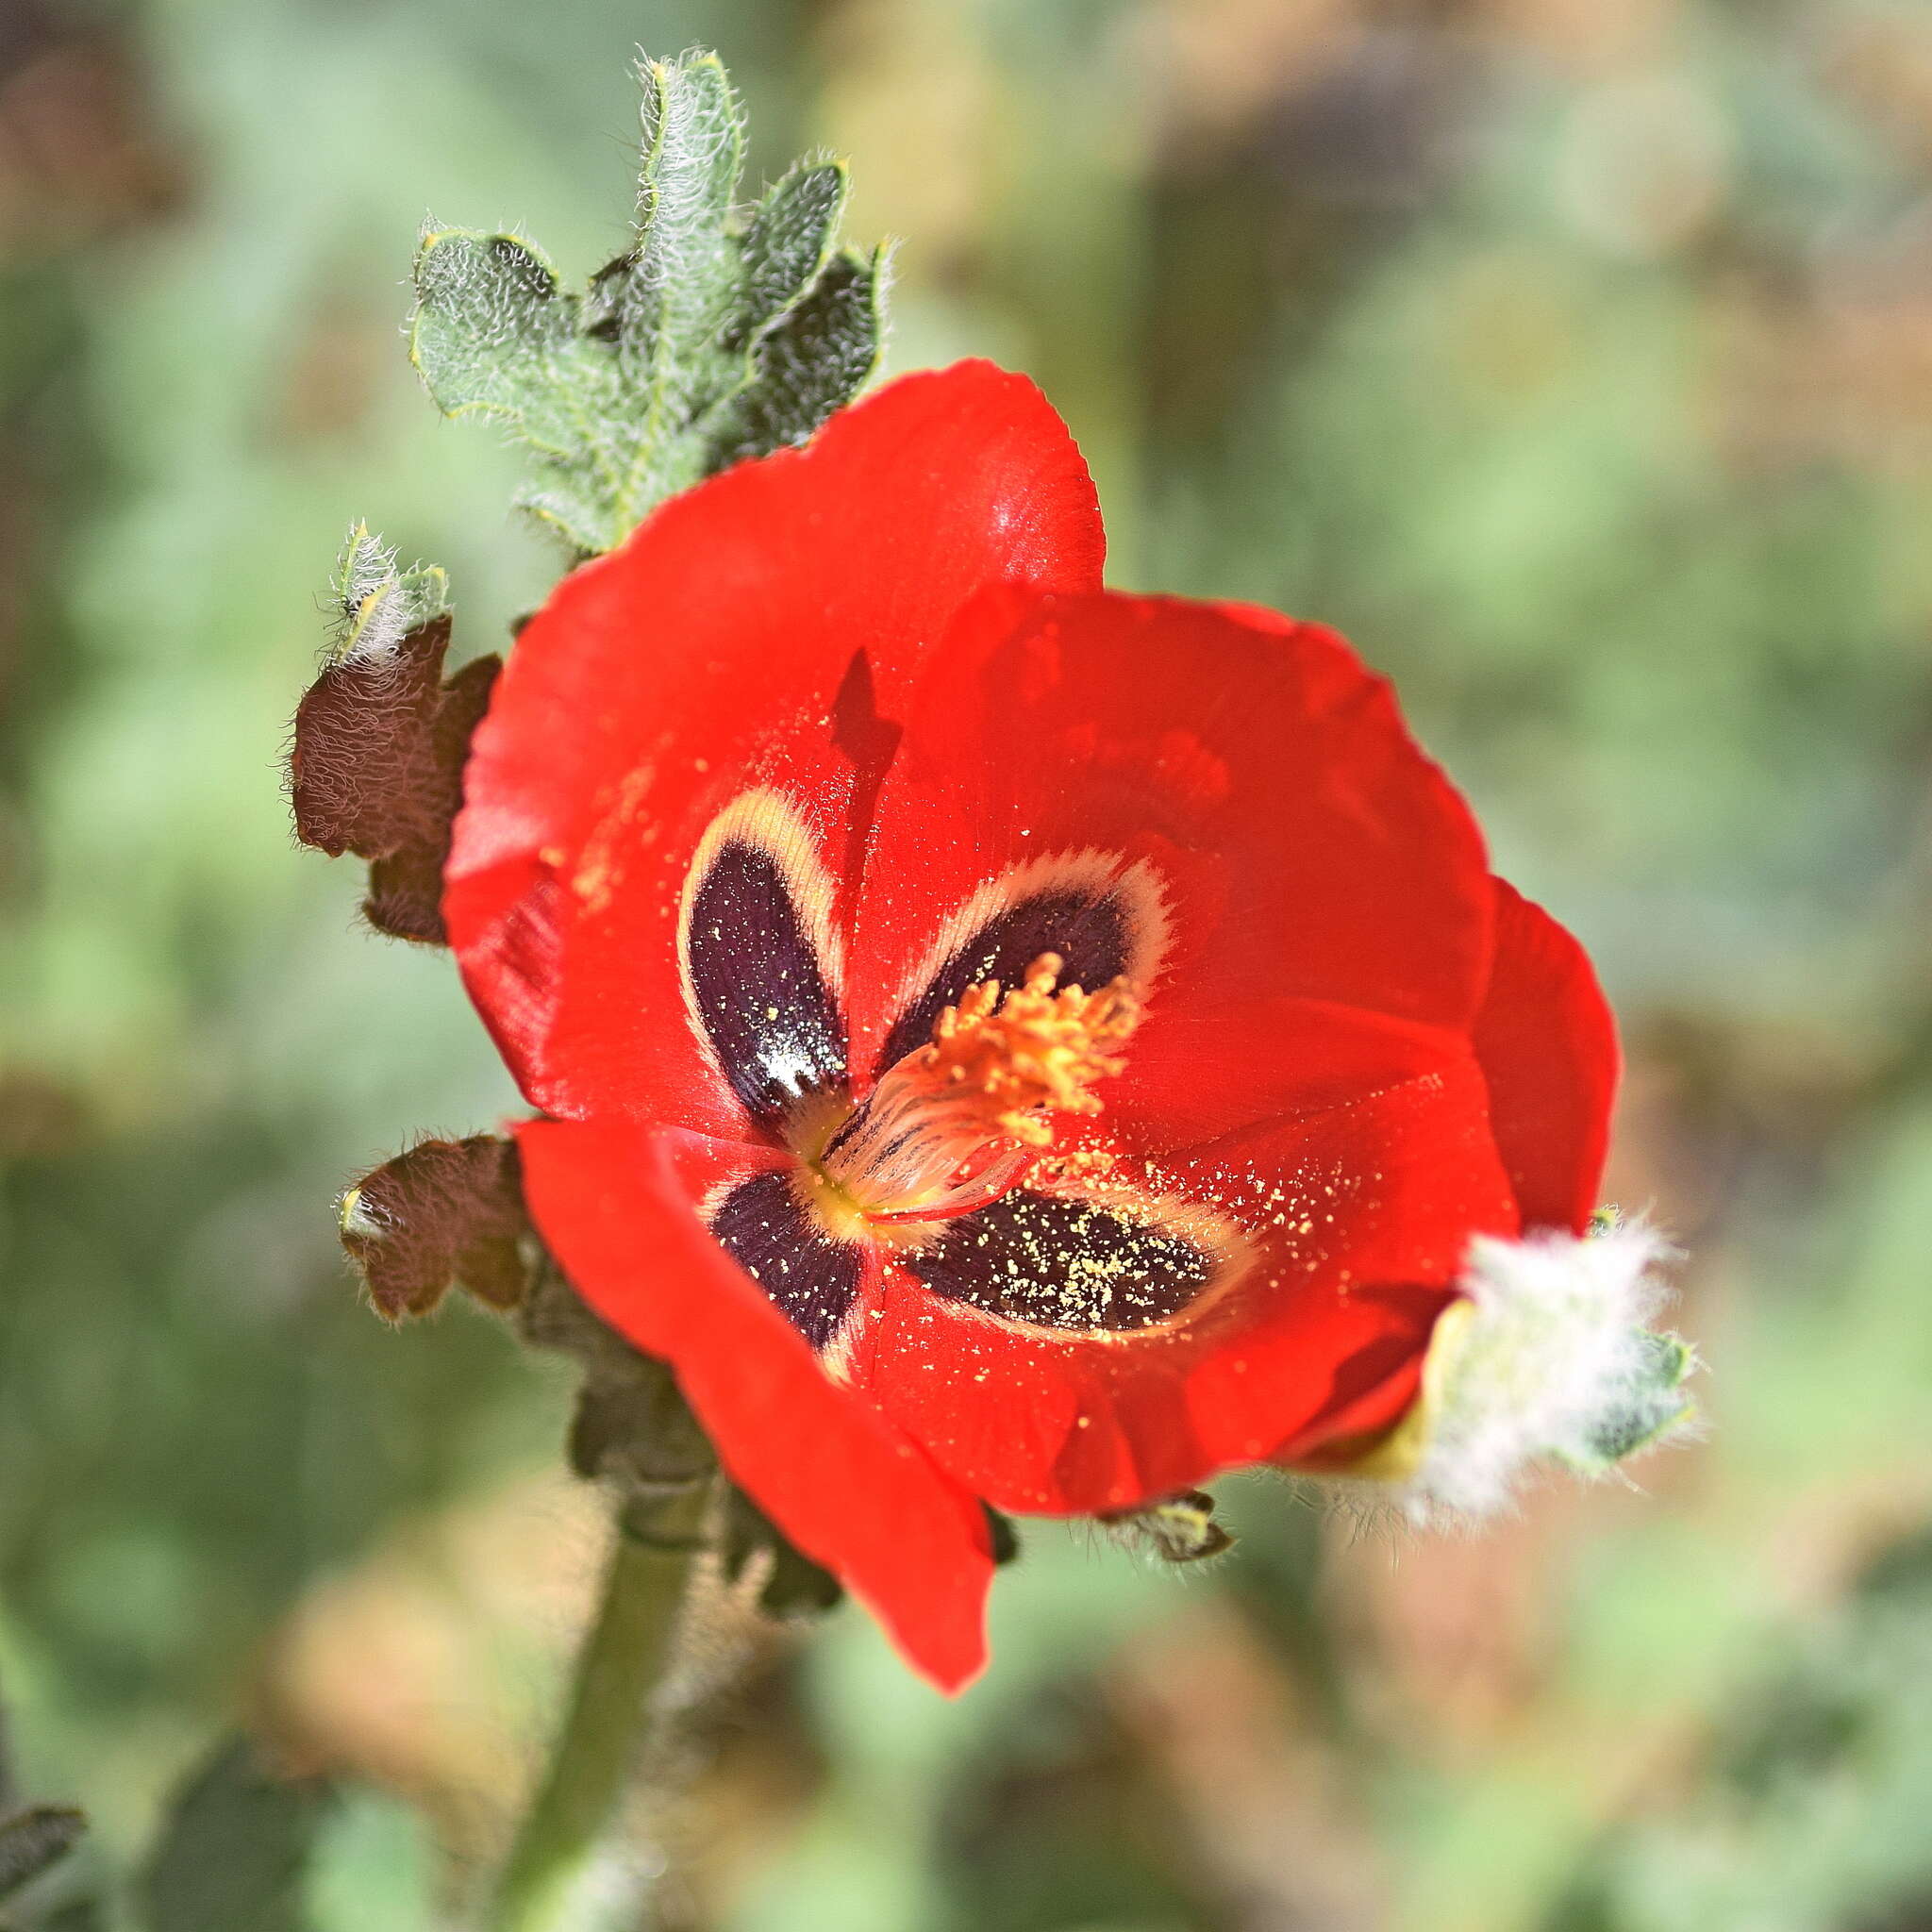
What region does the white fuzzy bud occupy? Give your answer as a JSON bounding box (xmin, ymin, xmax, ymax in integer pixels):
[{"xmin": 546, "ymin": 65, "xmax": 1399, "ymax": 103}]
[{"xmin": 1352, "ymin": 1221, "xmax": 1698, "ymax": 1524}]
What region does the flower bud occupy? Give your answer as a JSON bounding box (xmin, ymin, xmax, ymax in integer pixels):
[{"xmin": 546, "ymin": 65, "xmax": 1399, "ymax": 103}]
[
  {"xmin": 337, "ymin": 1135, "xmax": 531, "ymax": 1321},
  {"xmin": 288, "ymin": 526, "xmax": 495, "ymax": 943},
  {"xmin": 1103, "ymin": 1489, "xmax": 1236, "ymax": 1563},
  {"xmin": 1352, "ymin": 1218, "xmax": 1698, "ymax": 1521},
  {"xmin": 723, "ymin": 1489, "xmax": 842, "ymax": 1620}
]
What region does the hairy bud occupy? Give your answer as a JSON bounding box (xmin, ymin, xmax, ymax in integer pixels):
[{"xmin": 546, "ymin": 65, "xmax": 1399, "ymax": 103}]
[
  {"xmin": 1348, "ymin": 1218, "xmax": 1698, "ymax": 1521},
  {"xmin": 338, "ymin": 1135, "xmax": 531, "ymax": 1321},
  {"xmin": 723, "ymin": 1488, "xmax": 842, "ymax": 1619},
  {"xmin": 288, "ymin": 526, "xmax": 495, "ymax": 943},
  {"xmin": 1103, "ymin": 1488, "xmax": 1236, "ymax": 1563}
]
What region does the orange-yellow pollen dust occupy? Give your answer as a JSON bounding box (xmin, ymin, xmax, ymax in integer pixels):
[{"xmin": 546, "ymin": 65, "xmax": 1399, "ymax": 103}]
[{"xmin": 922, "ymin": 953, "xmax": 1141, "ymax": 1147}]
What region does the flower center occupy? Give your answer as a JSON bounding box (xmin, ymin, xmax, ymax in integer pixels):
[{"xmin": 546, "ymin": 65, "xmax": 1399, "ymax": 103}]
[{"xmin": 803, "ymin": 952, "xmax": 1142, "ymax": 1235}]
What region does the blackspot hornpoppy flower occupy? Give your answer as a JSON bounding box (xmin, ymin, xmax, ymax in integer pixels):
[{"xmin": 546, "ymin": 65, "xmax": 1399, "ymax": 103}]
[{"xmin": 443, "ymin": 360, "xmax": 1617, "ymax": 1691}]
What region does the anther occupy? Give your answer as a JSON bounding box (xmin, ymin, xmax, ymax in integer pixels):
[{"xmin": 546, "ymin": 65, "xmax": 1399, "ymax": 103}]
[
  {"xmin": 814, "ymin": 953, "xmax": 1142, "ymax": 1225},
  {"xmin": 923, "ymin": 953, "xmax": 1141, "ymax": 1145}
]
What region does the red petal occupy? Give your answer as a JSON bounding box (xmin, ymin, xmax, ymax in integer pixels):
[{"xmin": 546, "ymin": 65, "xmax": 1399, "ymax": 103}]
[
  {"xmin": 516, "ymin": 1117, "xmax": 997, "ymax": 1691},
  {"xmin": 848, "ymin": 1051, "xmax": 1516, "ymax": 1516},
  {"xmin": 446, "ymin": 363, "xmax": 1103, "ymax": 1131},
  {"xmin": 1113, "ymin": 996, "xmax": 1474, "ymax": 1154},
  {"xmin": 846, "ymin": 591, "xmax": 1496, "ymax": 1152},
  {"xmin": 1474, "ymin": 878, "xmax": 1620, "ymax": 1234}
]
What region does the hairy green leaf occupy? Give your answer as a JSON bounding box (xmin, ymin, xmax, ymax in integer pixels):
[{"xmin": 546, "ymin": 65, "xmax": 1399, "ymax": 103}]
[
  {"xmin": 409, "ymin": 233, "xmax": 601, "ymax": 458},
  {"xmin": 625, "ymin": 52, "xmax": 742, "ymax": 374},
  {"xmin": 1580, "ymin": 1329, "xmax": 1698, "ymax": 1467},
  {"xmin": 724, "ymin": 159, "xmax": 847, "ymax": 351},
  {"xmin": 326, "ymin": 524, "xmax": 448, "ymax": 663},
  {"xmin": 404, "ymin": 50, "xmax": 885, "ymax": 555},
  {"xmin": 708, "ymin": 245, "xmax": 889, "ymax": 466}
]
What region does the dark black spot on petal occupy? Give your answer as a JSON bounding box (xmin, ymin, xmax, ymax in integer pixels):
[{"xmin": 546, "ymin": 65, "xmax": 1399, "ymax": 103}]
[
  {"xmin": 687, "ymin": 840, "xmax": 846, "ymax": 1128},
  {"xmin": 710, "ymin": 1170, "xmax": 861, "ymax": 1349},
  {"xmin": 882, "ymin": 888, "xmax": 1132, "ymax": 1073},
  {"xmin": 908, "ymin": 1190, "xmax": 1213, "ymax": 1332}
]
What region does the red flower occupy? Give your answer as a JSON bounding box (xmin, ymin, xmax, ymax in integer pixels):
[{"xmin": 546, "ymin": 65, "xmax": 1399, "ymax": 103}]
[{"xmin": 444, "ymin": 361, "xmax": 1617, "ymax": 1690}]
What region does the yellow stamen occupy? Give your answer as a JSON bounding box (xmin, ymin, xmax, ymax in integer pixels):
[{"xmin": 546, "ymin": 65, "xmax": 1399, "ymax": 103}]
[
  {"xmin": 923, "ymin": 953, "xmax": 1141, "ymax": 1147},
  {"xmin": 812, "ymin": 953, "xmax": 1142, "ymax": 1224}
]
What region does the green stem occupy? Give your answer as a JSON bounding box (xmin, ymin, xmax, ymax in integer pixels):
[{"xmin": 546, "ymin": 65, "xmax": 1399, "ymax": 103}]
[{"xmin": 484, "ymin": 1523, "xmax": 697, "ymax": 1932}]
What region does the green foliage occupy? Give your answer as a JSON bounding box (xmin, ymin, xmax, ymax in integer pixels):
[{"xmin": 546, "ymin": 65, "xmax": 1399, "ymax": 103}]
[
  {"xmin": 8, "ymin": 4, "xmax": 1932, "ymax": 1932},
  {"xmin": 139, "ymin": 1741, "xmax": 330, "ymax": 1932},
  {"xmin": 1579, "ymin": 1331, "xmax": 1698, "ymax": 1469},
  {"xmin": 1543, "ymin": 1530, "xmax": 1932, "ymax": 1932},
  {"xmin": 32, "ymin": 1904, "xmax": 105, "ymax": 1932},
  {"xmin": 325, "ymin": 525, "xmax": 449, "ymax": 665},
  {"xmin": 408, "ymin": 51, "xmax": 886, "ymax": 554},
  {"xmin": 0, "ymin": 1807, "xmax": 85, "ymax": 1905},
  {"xmin": 703, "ymin": 250, "xmax": 891, "ymax": 470}
]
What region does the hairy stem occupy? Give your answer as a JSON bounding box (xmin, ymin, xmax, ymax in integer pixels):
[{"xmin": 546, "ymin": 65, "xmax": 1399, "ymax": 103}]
[{"xmin": 484, "ymin": 1519, "xmax": 700, "ymax": 1932}]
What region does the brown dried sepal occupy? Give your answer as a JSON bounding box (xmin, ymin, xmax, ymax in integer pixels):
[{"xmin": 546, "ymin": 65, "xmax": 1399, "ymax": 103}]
[
  {"xmin": 339, "ymin": 1135, "xmax": 531, "ymax": 1322},
  {"xmin": 288, "ymin": 616, "xmax": 499, "ymax": 943}
]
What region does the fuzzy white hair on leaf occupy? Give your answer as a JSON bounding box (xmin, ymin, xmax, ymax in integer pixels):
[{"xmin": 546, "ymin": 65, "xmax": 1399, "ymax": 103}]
[
  {"xmin": 327, "ymin": 522, "xmax": 448, "ymax": 663},
  {"xmin": 1385, "ymin": 1221, "xmax": 1697, "ymax": 1524}
]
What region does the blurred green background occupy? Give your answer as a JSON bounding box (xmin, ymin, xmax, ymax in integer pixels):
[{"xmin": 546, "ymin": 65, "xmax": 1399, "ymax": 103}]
[{"xmin": 5, "ymin": 0, "xmax": 1932, "ymax": 1927}]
